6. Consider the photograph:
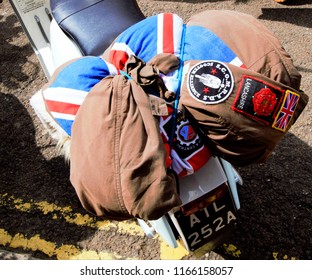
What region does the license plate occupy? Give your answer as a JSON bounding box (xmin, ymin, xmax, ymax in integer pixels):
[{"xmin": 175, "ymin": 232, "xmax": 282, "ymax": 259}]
[{"xmin": 173, "ymin": 183, "xmax": 237, "ymax": 252}]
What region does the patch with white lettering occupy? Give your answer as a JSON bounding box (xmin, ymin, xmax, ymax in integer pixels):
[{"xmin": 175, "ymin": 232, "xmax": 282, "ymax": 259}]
[
  {"xmin": 187, "ymin": 60, "xmax": 234, "ymax": 104},
  {"xmin": 232, "ymin": 76, "xmax": 285, "ymax": 125},
  {"xmin": 173, "ymin": 183, "xmax": 237, "ymax": 252}
]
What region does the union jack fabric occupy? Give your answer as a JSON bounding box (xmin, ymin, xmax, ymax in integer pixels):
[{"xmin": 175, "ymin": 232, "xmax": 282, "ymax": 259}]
[
  {"xmin": 42, "ymin": 56, "xmax": 118, "ymax": 135},
  {"xmin": 109, "ymin": 13, "xmax": 245, "ymax": 92},
  {"xmin": 37, "ymin": 13, "xmax": 246, "ymax": 176},
  {"xmin": 272, "ymin": 90, "xmax": 300, "ymax": 132}
]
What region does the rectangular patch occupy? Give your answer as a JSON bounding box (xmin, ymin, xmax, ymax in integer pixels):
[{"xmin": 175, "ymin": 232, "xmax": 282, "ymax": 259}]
[
  {"xmin": 272, "ymin": 90, "xmax": 300, "ymax": 132},
  {"xmin": 232, "ymin": 76, "xmax": 285, "ymax": 125}
]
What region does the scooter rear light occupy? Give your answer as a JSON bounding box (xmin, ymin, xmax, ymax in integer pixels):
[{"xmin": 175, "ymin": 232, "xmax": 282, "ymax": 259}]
[{"xmin": 180, "ymin": 183, "xmax": 229, "ymax": 216}]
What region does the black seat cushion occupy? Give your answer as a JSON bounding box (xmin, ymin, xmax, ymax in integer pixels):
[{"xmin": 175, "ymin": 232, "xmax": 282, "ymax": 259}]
[{"xmin": 51, "ymin": 0, "xmax": 145, "ymax": 56}]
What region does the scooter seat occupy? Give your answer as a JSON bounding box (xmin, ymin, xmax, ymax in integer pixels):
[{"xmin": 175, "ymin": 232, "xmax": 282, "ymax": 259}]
[{"xmin": 51, "ymin": 0, "xmax": 145, "ymax": 56}]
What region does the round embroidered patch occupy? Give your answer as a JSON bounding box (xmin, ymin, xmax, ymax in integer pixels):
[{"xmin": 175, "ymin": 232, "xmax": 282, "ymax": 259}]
[
  {"xmin": 176, "ymin": 120, "xmax": 199, "ymax": 147},
  {"xmin": 174, "ymin": 118, "xmax": 203, "ymax": 156},
  {"xmin": 187, "ymin": 60, "xmax": 234, "ymax": 104}
]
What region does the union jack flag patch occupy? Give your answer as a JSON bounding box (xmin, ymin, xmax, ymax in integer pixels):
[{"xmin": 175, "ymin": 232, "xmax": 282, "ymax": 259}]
[{"xmin": 272, "ymin": 90, "xmax": 300, "ymax": 132}]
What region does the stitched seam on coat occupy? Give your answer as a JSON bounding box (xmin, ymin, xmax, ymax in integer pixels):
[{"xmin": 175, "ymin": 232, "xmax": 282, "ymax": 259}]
[{"xmin": 113, "ymin": 76, "xmax": 128, "ymax": 215}]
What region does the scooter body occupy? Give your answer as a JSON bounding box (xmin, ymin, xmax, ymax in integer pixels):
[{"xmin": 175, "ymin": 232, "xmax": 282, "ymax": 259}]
[
  {"xmin": 9, "ymin": 0, "xmax": 145, "ymax": 77},
  {"xmin": 10, "ymin": 0, "xmax": 242, "ymax": 254}
]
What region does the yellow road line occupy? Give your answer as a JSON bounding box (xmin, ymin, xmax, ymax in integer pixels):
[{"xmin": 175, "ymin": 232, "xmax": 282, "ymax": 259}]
[
  {"xmin": 0, "ymin": 193, "xmax": 144, "ymax": 236},
  {"xmin": 0, "ymin": 228, "xmax": 132, "ymax": 260},
  {"xmin": 222, "ymin": 243, "xmax": 241, "ymax": 258},
  {"xmin": 273, "ymin": 252, "xmax": 298, "ymax": 260},
  {"xmin": 0, "ymin": 193, "xmax": 189, "ymax": 259}
]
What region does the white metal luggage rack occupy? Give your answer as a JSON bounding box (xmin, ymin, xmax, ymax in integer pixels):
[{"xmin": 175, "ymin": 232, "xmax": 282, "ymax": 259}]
[
  {"xmin": 9, "ymin": 0, "xmax": 82, "ymax": 79},
  {"xmin": 137, "ymin": 156, "xmax": 242, "ymax": 251},
  {"xmin": 10, "ymin": 0, "xmax": 54, "ymax": 78}
]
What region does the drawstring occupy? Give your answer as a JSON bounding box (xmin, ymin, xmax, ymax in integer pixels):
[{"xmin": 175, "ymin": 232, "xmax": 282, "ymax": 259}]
[
  {"xmin": 120, "ymin": 70, "xmax": 133, "ymax": 80},
  {"xmin": 168, "ymin": 23, "xmax": 186, "ymax": 148}
]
